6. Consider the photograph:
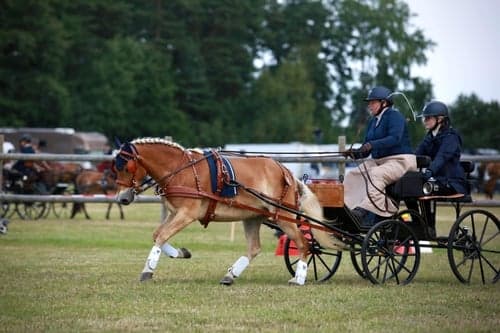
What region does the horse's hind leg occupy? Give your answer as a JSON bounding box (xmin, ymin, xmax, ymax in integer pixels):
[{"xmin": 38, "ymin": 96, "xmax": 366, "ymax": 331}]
[
  {"xmin": 278, "ymin": 220, "xmax": 310, "ymax": 286},
  {"xmin": 220, "ymin": 217, "xmax": 262, "ymax": 286}
]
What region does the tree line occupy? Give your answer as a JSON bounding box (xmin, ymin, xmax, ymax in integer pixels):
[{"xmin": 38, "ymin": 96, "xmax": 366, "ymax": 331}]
[{"xmin": 1, "ymin": 0, "xmax": 498, "ymax": 150}]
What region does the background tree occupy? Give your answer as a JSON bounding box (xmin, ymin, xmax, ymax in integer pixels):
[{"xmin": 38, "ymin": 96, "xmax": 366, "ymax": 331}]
[
  {"xmin": 3, "ymin": 0, "xmax": 494, "ymax": 151},
  {"xmin": 450, "ymin": 94, "xmax": 500, "ymax": 150}
]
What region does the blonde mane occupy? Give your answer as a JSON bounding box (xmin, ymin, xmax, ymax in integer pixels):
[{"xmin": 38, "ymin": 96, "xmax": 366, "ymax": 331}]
[
  {"xmin": 130, "ymin": 137, "xmax": 203, "ymax": 154},
  {"xmin": 131, "ymin": 137, "xmax": 185, "ymax": 150}
]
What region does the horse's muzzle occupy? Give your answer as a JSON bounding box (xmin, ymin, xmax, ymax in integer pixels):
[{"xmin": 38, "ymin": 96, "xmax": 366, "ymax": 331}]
[{"xmin": 116, "ymin": 189, "xmax": 134, "ymax": 205}]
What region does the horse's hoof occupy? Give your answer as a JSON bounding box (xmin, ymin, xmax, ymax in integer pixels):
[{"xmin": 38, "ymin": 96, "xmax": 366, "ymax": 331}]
[
  {"xmin": 220, "ymin": 275, "xmax": 234, "ymax": 286},
  {"xmin": 288, "ymin": 277, "xmax": 305, "ymax": 286},
  {"xmin": 178, "ymin": 247, "xmax": 191, "ymax": 259},
  {"xmin": 140, "ymin": 272, "xmax": 153, "ymax": 282}
]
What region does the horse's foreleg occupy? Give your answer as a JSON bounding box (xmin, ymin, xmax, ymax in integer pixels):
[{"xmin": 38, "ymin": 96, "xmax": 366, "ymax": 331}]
[
  {"xmin": 140, "ymin": 209, "xmax": 194, "ymax": 282},
  {"xmin": 118, "ymin": 204, "xmax": 124, "ymax": 220},
  {"xmin": 220, "ymin": 218, "xmax": 261, "ymax": 286}
]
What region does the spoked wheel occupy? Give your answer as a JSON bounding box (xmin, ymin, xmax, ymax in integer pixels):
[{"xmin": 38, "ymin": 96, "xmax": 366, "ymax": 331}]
[
  {"xmin": 51, "ymin": 201, "xmax": 71, "ymax": 219},
  {"xmin": 350, "ymin": 244, "xmax": 367, "ymax": 279},
  {"xmin": 447, "ymin": 209, "xmax": 500, "ymax": 284},
  {"xmin": 284, "ymin": 229, "xmax": 342, "ymax": 282},
  {"xmin": 16, "ymin": 202, "xmax": 46, "ymax": 220},
  {"xmin": 361, "ymin": 219, "xmax": 420, "ymax": 285},
  {"xmin": 1, "ymin": 201, "xmax": 14, "ymax": 218}
]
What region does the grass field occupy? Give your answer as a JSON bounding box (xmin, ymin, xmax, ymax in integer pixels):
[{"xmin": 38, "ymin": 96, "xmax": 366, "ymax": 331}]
[{"xmin": 0, "ymin": 202, "xmax": 499, "ymax": 332}]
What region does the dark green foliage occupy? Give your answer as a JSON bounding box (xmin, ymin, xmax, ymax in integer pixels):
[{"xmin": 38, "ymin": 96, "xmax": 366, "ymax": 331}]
[{"xmin": 2, "ymin": 0, "xmax": 491, "ymax": 149}]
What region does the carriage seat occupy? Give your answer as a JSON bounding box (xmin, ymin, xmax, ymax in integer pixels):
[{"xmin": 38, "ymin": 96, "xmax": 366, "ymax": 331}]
[
  {"xmin": 387, "ymin": 159, "xmax": 475, "ymax": 203},
  {"xmin": 386, "ymin": 156, "xmax": 430, "ymax": 200}
]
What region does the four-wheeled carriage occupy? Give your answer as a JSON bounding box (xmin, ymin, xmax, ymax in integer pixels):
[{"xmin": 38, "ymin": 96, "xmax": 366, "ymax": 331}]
[{"xmin": 283, "ymin": 157, "xmax": 499, "ymax": 285}]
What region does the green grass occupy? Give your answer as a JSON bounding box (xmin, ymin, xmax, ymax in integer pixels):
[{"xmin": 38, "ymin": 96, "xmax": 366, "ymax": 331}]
[{"xmin": 0, "ymin": 203, "xmax": 499, "ymax": 332}]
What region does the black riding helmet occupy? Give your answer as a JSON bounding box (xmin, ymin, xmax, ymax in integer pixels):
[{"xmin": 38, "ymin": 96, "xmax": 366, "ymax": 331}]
[
  {"xmin": 20, "ymin": 133, "xmax": 32, "ymax": 143},
  {"xmin": 364, "ymin": 86, "xmax": 393, "ymax": 104},
  {"xmin": 419, "ymin": 100, "xmax": 449, "ymax": 118}
]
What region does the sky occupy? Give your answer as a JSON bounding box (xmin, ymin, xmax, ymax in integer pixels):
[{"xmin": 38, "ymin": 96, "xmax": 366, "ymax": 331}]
[{"xmin": 405, "ymin": 0, "xmax": 500, "ymax": 104}]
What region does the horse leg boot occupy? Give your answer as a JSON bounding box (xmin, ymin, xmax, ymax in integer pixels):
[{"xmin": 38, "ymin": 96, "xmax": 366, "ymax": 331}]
[
  {"xmin": 220, "ymin": 256, "xmax": 250, "ymax": 286},
  {"xmin": 140, "ymin": 245, "xmax": 162, "ymax": 281},
  {"xmin": 161, "ymin": 242, "xmax": 191, "ymax": 259},
  {"xmin": 288, "ymin": 260, "xmax": 308, "ymax": 286}
]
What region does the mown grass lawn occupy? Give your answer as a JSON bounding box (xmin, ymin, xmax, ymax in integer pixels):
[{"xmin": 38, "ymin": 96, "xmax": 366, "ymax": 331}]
[{"xmin": 0, "ymin": 203, "xmax": 498, "ymax": 332}]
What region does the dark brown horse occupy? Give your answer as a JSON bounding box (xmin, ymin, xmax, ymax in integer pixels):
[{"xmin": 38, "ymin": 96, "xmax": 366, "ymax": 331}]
[
  {"xmin": 71, "ymin": 169, "xmax": 124, "ymax": 220},
  {"xmin": 113, "ymin": 138, "xmax": 342, "ymax": 286}
]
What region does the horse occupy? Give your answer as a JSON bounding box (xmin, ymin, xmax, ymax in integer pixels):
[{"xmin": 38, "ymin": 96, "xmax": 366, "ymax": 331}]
[
  {"xmin": 71, "ymin": 169, "xmax": 124, "ymax": 220},
  {"xmin": 479, "ymin": 162, "xmax": 500, "ymax": 199},
  {"xmin": 113, "ymin": 137, "xmax": 343, "ymax": 286}
]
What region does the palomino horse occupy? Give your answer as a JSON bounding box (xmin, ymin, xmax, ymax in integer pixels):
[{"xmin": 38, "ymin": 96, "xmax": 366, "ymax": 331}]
[
  {"xmin": 114, "ymin": 137, "xmax": 341, "ymax": 286},
  {"xmin": 71, "ymin": 169, "xmax": 124, "ymax": 220}
]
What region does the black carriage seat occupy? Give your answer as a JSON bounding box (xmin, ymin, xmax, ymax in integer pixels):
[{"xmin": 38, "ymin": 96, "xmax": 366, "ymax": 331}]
[
  {"xmin": 418, "ymin": 161, "xmax": 475, "ymax": 203},
  {"xmin": 386, "ymin": 157, "xmax": 474, "ymax": 203}
]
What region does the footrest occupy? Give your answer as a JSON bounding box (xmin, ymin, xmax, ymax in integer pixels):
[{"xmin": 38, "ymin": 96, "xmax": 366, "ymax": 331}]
[{"xmin": 419, "ymin": 193, "xmax": 470, "ymax": 202}]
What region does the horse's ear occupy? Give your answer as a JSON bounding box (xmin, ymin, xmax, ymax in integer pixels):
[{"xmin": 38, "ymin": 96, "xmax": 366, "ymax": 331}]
[{"xmin": 114, "ymin": 137, "xmax": 122, "ymax": 149}]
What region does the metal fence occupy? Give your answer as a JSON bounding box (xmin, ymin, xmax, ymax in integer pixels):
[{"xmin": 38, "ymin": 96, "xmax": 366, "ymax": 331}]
[{"xmin": 1, "ymin": 151, "xmax": 499, "ymax": 207}]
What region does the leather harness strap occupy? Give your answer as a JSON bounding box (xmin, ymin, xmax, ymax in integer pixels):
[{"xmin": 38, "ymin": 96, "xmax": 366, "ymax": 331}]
[
  {"xmin": 163, "ymin": 185, "xmax": 331, "ymax": 232},
  {"xmin": 202, "ymin": 150, "xmax": 224, "ymax": 226}
]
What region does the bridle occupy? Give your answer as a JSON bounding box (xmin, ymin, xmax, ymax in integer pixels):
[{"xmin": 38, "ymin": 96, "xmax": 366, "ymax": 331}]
[{"xmin": 113, "ymin": 142, "xmax": 213, "ymax": 196}]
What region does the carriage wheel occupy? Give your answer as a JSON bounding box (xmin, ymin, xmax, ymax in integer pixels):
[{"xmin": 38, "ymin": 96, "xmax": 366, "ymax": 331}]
[
  {"xmin": 16, "ymin": 202, "xmax": 46, "ymax": 220},
  {"xmin": 1, "ymin": 201, "xmax": 14, "ymax": 218},
  {"xmin": 51, "ymin": 201, "xmax": 71, "ymax": 219},
  {"xmin": 447, "ymin": 209, "xmax": 499, "ymax": 284},
  {"xmin": 361, "ymin": 219, "xmax": 420, "ymax": 285},
  {"xmin": 350, "ymin": 243, "xmax": 368, "ymax": 279},
  {"xmin": 283, "ymin": 231, "xmax": 342, "ymax": 282}
]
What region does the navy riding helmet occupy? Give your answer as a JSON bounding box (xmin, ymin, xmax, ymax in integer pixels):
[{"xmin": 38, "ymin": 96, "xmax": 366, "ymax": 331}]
[
  {"xmin": 420, "ymin": 101, "xmax": 449, "ymax": 118},
  {"xmin": 364, "ymin": 86, "xmax": 393, "ymax": 103}
]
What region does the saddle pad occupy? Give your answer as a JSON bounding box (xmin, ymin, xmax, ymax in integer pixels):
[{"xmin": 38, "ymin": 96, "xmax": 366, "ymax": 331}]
[{"xmin": 204, "ymin": 151, "xmax": 237, "ymax": 197}]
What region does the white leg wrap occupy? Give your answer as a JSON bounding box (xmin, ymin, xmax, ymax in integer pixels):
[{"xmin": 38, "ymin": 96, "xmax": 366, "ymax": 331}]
[
  {"xmin": 143, "ymin": 245, "xmax": 162, "ymax": 272},
  {"xmin": 161, "ymin": 243, "xmax": 179, "ymax": 258},
  {"xmin": 294, "ymin": 260, "xmax": 308, "ymax": 285},
  {"xmin": 229, "ymin": 256, "xmax": 249, "ymax": 278}
]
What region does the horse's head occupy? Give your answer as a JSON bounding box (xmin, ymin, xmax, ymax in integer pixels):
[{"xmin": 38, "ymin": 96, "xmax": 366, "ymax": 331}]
[{"xmin": 113, "ymin": 142, "xmax": 148, "ymax": 205}]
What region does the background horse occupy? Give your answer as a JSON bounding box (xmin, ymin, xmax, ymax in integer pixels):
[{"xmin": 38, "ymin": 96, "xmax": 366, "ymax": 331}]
[
  {"xmin": 479, "ymin": 162, "xmax": 500, "ymax": 199},
  {"xmin": 114, "ymin": 137, "xmax": 342, "ymax": 286},
  {"xmin": 71, "ymin": 169, "xmax": 124, "ymax": 220}
]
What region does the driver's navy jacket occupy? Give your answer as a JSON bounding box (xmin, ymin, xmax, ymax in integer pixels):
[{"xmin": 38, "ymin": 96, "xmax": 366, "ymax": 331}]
[
  {"xmin": 415, "ymin": 127, "xmax": 468, "ymax": 194},
  {"xmin": 364, "ymin": 107, "xmax": 413, "ymax": 159}
]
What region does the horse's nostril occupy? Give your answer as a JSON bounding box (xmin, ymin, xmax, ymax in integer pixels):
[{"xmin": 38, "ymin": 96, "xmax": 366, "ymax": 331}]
[{"xmin": 120, "ymin": 199, "xmax": 130, "ymax": 205}]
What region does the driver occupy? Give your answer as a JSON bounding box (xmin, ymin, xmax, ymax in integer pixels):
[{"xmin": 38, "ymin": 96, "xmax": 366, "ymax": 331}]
[{"xmin": 343, "ymin": 86, "xmax": 417, "ymax": 226}]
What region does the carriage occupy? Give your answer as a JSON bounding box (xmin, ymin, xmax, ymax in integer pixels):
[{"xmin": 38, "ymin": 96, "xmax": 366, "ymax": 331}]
[
  {"xmin": 112, "ymin": 138, "xmax": 499, "ymax": 286},
  {"xmin": 1, "ymin": 164, "xmax": 77, "ymax": 220},
  {"xmin": 282, "ymin": 157, "xmax": 499, "ymax": 285}
]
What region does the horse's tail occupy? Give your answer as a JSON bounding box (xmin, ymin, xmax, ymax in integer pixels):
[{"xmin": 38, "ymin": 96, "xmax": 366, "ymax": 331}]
[{"xmin": 296, "ymin": 179, "xmax": 345, "ymax": 250}]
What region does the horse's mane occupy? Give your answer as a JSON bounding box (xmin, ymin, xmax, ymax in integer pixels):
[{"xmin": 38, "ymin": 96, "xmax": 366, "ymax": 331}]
[{"xmin": 130, "ymin": 137, "xmax": 203, "ymax": 154}]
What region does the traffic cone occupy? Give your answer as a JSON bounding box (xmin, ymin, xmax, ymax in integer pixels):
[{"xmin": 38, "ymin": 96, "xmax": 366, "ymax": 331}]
[
  {"xmin": 275, "ymin": 234, "xmax": 299, "ymax": 256},
  {"xmin": 393, "ymin": 240, "xmax": 415, "ymax": 255}
]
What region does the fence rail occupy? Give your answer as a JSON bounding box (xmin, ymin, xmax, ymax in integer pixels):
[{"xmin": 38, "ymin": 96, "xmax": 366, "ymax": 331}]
[
  {"xmin": 1, "ymin": 152, "xmax": 500, "ymax": 163},
  {"xmin": 1, "ymin": 152, "xmax": 499, "ymax": 208}
]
